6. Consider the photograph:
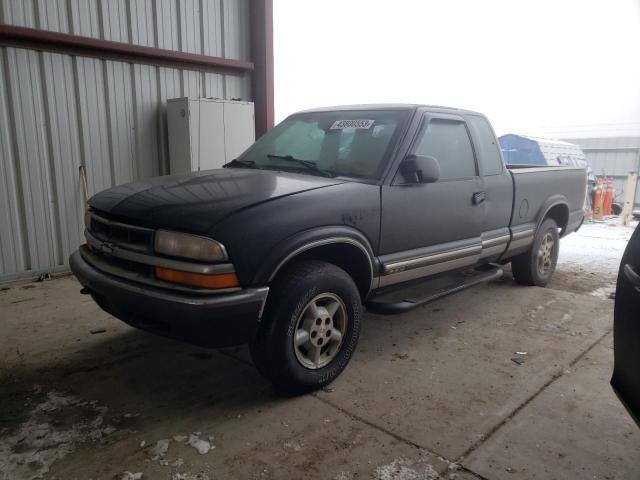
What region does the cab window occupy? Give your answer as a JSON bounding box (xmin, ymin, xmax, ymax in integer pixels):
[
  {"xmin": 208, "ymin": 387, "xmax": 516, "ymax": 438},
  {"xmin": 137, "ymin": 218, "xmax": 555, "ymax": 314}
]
[
  {"xmin": 413, "ymin": 119, "xmax": 477, "ymax": 179},
  {"xmin": 466, "ymin": 115, "xmax": 503, "ymax": 176}
]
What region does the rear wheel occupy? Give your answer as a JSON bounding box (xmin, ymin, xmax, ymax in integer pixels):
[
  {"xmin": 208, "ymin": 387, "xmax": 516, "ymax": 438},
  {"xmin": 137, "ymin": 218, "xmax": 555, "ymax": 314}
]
[
  {"xmin": 612, "ymin": 203, "xmax": 623, "ymax": 216},
  {"xmin": 250, "ymin": 260, "xmax": 361, "ymax": 395},
  {"xmin": 512, "ymin": 218, "xmax": 559, "ymax": 287}
]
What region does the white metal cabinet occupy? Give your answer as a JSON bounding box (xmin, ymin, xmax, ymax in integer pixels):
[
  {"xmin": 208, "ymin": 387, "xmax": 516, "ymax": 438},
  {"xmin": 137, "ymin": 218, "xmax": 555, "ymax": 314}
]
[
  {"xmin": 223, "ymin": 101, "xmax": 257, "ymax": 162},
  {"xmin": 167, "ymin": 98, "xmax": 255, "ymax": 174}
]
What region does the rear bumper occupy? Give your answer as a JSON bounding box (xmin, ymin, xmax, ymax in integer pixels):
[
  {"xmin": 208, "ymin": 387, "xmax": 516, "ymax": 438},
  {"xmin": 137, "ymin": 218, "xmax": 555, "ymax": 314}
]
[{"xmin": 69, "ymin": 250, "xmax": 269, "ymax": 347}]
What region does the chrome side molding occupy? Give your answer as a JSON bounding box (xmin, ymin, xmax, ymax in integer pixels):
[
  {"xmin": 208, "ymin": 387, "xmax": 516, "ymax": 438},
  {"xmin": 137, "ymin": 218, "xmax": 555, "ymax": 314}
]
[{"xmin": 383, "ymin": 244, "xmax": 482, "ymax": 274}]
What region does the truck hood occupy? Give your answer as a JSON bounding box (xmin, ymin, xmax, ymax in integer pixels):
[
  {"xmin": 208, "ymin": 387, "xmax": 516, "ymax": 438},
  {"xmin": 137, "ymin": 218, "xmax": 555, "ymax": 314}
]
[{"xmin": 89, "ymin": 169, "xmax": 346, "ymax": 234}]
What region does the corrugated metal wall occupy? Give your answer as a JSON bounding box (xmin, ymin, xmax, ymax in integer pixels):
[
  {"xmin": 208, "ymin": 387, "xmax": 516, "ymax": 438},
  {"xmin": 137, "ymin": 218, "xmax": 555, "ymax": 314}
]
[
  {"xmin": 563, "ymin": 137, "xmax": 640, "ymax": 208},
  {"xmin": 0, "ymin": 0, "xmax": 251, "ymax": 280}
]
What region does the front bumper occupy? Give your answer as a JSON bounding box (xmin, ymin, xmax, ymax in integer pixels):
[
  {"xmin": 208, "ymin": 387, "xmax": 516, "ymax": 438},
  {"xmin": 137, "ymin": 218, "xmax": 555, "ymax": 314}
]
[{"xmin": 69, "ymin": 250, "xmax": 269, "ymax": 347}]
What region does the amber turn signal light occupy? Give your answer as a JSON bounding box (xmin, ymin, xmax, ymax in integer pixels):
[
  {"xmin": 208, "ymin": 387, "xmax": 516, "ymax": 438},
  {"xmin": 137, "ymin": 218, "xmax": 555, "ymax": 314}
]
[{"xmin": 155, "ymin": 267, "xmax": 239, "ymax": 289}]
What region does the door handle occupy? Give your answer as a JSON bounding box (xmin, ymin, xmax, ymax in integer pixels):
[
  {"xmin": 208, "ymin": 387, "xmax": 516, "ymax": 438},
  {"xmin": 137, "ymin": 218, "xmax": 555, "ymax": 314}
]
[
  {"xmin": 473, "ymin": 191, "xmax": 486, "ymax": 205},
  {"xmin": 623, "ymin": 264, "xmax": 640, "ymax": 286}
]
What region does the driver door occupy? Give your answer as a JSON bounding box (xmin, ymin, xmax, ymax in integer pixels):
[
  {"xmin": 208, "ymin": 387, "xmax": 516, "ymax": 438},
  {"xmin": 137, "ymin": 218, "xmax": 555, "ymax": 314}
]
[{"xmin": 378, "ymin": 113, "xmax": 484, "ymax": 287}]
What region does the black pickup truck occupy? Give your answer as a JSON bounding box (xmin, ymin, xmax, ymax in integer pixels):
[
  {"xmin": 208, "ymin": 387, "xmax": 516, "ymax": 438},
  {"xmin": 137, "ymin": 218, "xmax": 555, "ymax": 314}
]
[{"xmin": 70, "ymin": 104, "xmax": 587, "ymax": 393}]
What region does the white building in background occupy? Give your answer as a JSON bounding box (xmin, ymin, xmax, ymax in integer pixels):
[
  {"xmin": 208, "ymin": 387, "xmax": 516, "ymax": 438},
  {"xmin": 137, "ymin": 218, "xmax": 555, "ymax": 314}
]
[{"xmin": 561, "ymin": 136, "xmax": 640, "ymax": 208}]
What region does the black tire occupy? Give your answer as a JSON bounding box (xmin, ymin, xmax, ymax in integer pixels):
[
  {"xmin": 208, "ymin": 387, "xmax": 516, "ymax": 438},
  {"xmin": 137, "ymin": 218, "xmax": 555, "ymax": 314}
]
[
  {"xmin": 612, "ymin": 203, "xmax": 622, "ymax": 216},
  {"xmin": 250, "ymin": 260, "xmax": 362, "ymax": 395},
  {"xmin": 512, "ymin": 218, "xmax": 560, "ymax": 287}
]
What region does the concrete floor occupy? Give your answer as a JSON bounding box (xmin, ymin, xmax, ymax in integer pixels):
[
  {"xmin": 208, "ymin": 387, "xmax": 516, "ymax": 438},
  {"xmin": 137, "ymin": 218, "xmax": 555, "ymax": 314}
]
[{"xmin": 1, "ymin": 223, "xmax": 639, "ymax": 479}]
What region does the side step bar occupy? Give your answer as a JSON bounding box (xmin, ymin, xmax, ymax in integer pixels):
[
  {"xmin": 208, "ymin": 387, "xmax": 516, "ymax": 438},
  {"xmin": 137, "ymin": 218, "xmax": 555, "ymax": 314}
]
[{"xmin": 365, "ymin": 264, "xmax": 503, "ymax": 315}]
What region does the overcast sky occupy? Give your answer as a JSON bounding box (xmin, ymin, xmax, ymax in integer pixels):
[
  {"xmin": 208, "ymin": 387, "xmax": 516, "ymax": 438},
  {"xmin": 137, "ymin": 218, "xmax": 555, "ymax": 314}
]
[{"xmin": 273, "ymin": 0, "xmax": 640, "ymax": 138}]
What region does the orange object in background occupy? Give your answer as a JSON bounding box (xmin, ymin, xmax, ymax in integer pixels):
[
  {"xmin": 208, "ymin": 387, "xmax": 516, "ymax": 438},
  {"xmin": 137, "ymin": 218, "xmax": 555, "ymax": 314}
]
[
  {"xmin": 592, "ymin": 179, "xmax": 604, "ymax": 220},
  {"xmin": 602, "ymin": 178, "xmax": 614, "ymax": 216}
]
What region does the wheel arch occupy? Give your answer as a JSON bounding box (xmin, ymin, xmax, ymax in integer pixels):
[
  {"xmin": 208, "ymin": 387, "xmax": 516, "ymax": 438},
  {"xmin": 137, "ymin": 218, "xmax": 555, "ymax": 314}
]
[
  {"xmin": 254, "ymin": 227, "xmax": 377, "ymax": 299},
  {"xmin": 537, "ymin": 196, "xmax": 570, "ymax": 236}
]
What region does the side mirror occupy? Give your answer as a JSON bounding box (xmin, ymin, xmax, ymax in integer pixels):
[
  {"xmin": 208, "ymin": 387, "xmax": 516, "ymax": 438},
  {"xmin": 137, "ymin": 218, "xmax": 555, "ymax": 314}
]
[{"xmin": 400, "ymin": 154, "xmax": 440, "ymax": 183}]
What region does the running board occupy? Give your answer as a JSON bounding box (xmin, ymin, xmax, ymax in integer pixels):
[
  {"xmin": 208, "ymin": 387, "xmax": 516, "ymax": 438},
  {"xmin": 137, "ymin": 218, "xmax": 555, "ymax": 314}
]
[{"xmin": 365, "ymin": 265, "xmax": 503, "ymax": 315}]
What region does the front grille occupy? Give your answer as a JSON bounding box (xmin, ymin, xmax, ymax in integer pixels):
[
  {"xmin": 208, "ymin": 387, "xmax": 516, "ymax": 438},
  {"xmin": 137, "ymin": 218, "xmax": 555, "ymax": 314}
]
[
  {"xmin": 83, "ymin": 210, "xmax": 239, "ymax": 294},
  {"xmin": 88, "ymin": 212, "xmax": 154, "ymax": 253},
  {"xmin": 86, "ymin": 211, "xmax": 155, "ymax": 280},
  {"xmin": 91, "ymin": 251, "xmax": 153, "ymax": 277}
]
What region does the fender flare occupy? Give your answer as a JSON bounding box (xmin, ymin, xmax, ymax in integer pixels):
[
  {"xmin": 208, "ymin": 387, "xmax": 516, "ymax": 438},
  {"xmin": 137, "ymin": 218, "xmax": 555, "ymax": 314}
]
[
  {"xmin": 253, "ymin": 226, "xmax": 377, "ymax": 291},
  {"xmin": 535, "ymin": 195, "xmax": 570, "ymax": 235}
]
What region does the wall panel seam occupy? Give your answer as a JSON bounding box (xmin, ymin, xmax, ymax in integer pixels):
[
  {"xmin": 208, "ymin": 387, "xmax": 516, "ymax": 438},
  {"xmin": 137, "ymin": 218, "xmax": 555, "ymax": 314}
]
[
  {"xmin": 2, "ymin": 48, "xmax": 31, "ymax": 270},
  {"xmin": 37, "ymin": 49, "xmax": 64, "ymax": 266},
  {"xmin": 129, "ymin": 63, "xmax": 141, "ymax": 180},
  {"xmin": 102, "ymin": 59, "xmax": 116, "ymax": 187}
]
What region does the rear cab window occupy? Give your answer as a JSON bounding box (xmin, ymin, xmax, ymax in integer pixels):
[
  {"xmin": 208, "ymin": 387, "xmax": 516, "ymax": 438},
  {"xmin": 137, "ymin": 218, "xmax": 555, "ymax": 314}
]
[{"xmin": 465, "ymin": 115, "xmax": 504, "ymax": 176}]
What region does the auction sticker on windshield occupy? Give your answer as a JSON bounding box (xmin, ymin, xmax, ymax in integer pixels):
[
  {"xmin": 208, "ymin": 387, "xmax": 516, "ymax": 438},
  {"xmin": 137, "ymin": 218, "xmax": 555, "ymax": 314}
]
[{"xmin": 330, "ymin": 119, "xmax": 375, "ymax": 130}]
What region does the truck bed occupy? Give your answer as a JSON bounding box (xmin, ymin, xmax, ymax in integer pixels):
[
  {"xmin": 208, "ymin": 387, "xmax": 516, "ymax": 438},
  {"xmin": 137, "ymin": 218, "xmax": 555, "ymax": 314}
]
[{"xmin": 508, "ymin": 164, "xmax": 586, "ymax": 238}]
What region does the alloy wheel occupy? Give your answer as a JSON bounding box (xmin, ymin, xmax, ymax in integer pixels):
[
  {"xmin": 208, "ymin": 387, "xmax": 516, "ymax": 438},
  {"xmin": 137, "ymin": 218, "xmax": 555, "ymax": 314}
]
[
  {"xmin": 293, "ymin": 293, "xmax": 347, "ymax": 369},
  {"xmin": 537, "ymin": 232, "xmax": 555, "ymax": 276}
]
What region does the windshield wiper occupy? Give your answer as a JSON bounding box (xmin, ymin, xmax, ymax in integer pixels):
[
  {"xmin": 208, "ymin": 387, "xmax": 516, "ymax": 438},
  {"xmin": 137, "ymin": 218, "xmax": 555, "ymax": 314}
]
[
  {"xmin": 267, "ymin": 154, "xmax": 335, "ymax": 178},
  {"xmin": 223, "ymin": 159, "xmax": 257, "ymax": 169}
]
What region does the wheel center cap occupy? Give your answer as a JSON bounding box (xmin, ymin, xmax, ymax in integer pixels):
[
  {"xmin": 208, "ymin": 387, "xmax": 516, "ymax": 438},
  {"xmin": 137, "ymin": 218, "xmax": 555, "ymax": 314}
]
[{"xmin": 318, "ymin": 318, "xmax": 330, "ymax": 332}]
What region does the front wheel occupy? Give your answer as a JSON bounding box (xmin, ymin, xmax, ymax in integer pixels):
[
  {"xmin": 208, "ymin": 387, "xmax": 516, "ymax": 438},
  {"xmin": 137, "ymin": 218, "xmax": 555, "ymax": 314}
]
[
  {"xmin": 250, "ymin": 260, "xmax": 362, "ymax": 395},
  {"xmin": 512, "ymin": 218, "xmax": 560, "ymax": 287}
]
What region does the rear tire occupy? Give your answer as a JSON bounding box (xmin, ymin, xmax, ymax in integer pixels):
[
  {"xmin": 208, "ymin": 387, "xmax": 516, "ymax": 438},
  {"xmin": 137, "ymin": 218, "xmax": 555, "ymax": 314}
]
[
  {"xmin": 612, "ymin": 203, "xmax": 623, "ymax": 216},
  {"xmin": 512, "ymin": 218, "xmax": 559, "ymax": 287},
  {"xmin": 250, "ymin": 260, "xmax": 362, "ymax": 395}
]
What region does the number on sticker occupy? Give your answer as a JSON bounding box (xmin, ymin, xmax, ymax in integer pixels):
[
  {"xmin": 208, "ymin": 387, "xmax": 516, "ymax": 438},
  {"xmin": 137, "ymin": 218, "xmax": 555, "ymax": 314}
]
[{"xmin": 330, "ymin": 119, "xmax": 375, "ymax": 130}]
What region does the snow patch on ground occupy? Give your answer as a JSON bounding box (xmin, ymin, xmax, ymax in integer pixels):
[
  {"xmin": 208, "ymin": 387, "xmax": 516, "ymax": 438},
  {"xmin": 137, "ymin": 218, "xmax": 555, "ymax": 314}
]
[
  {"xmin": 187, "ymin": 434, "xmax": 211, "ymax": 455},
  {"xmin": 374, "ymin": 457, "xmax": 440, "ymax": 480},
  {"xmin": 168, "ymin": 432, "xmax": 213, "ymax": 455},
  {"xmin": 526, "ymin": 299, "xmax": 576, "ymax": 332},
  {"xmin": 145, "ymin": 432, "xmax": 213, "ymax": 472},
  {"xmin": 556, "ymin": 219, "xmax": 636, "ymax": 298},
  {"xmin": 528, "ymin": 307, "xmax": 575, "ymax": 332},
  {"xmin": 151, "ymin": 438, "xmax": 171, "ymax": 458},
  {"xmin": 0, "ymin": 390, "xmax": 117, "ymax": 479},
  {"xmin": 117, "ymin": 472, "xmax": 143, "ymax": 480},
  {"xmin": 589, "ymin": 285, "xmax": 616, "ymax": 299},
  {"xmin": 170, "ymin": 473, "xmax": 210, "ymax": 480},
  {"xmin": 283, "ymin": 438, "xmax": 305, "ymax": 452},
  {"xmin": 334, "ymin": 472, "xmax": 353, "ymax": 480},
  {"xmin": 528, "ymin": 299, "xmax": 556, "ymax": 320}
]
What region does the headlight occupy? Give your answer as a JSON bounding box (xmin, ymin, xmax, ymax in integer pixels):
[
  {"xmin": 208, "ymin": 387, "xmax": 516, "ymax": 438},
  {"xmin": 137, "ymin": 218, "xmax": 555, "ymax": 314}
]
[{"xmin": 154, "ymin": 230, "xmax": 227, "ymax": 262}]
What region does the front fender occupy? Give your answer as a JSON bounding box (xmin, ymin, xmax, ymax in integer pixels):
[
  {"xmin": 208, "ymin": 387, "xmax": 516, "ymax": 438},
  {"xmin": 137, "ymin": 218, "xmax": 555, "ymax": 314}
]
[{"xmin": 253, "ymin": 226, "xmax": 377, "ymax": 287}]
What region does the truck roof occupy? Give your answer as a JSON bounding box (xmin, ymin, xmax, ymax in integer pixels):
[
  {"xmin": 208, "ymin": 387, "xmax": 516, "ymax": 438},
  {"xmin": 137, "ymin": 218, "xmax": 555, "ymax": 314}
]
[{"xmin": 295, "ymin": 103, "xmax": 484, "ymax": 116}]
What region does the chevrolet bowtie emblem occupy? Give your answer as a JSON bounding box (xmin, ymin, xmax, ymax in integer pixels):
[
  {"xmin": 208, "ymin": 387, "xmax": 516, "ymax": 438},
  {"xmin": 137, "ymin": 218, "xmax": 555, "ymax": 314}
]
[{"xmin": 99, "ymin": 241, "xmax": 115, "ymax": 256}]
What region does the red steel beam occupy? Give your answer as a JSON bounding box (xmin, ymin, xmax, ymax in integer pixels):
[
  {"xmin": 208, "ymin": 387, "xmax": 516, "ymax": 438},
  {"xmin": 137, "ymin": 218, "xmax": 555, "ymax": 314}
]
[
  {"xmin": 250, "ymin": 0, "xmax": 275, "ymax": 138},
  {"xmin": 0, "ymin": 25, "xmax": 254, "ymax": 75}
]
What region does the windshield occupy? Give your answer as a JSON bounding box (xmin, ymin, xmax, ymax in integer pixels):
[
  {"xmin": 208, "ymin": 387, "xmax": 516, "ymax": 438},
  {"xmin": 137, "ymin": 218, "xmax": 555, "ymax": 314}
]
[{"xmin": 234, "ymin": 110, "xmax": 410, "ymax": 179}]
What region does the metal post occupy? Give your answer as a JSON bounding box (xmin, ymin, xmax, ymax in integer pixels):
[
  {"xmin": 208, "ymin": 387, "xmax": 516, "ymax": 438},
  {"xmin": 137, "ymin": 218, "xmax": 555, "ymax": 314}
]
[
  {"xmin": 250, "ymin": 0, "xmax": 274, "ymax": 139},
  {"xmin": 79, "ymin": 165, "xmax": 89, "ymax": 209},
  {"xmin": 621, "ymin": 171, "xmax": 638, "ymax": 226}
]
